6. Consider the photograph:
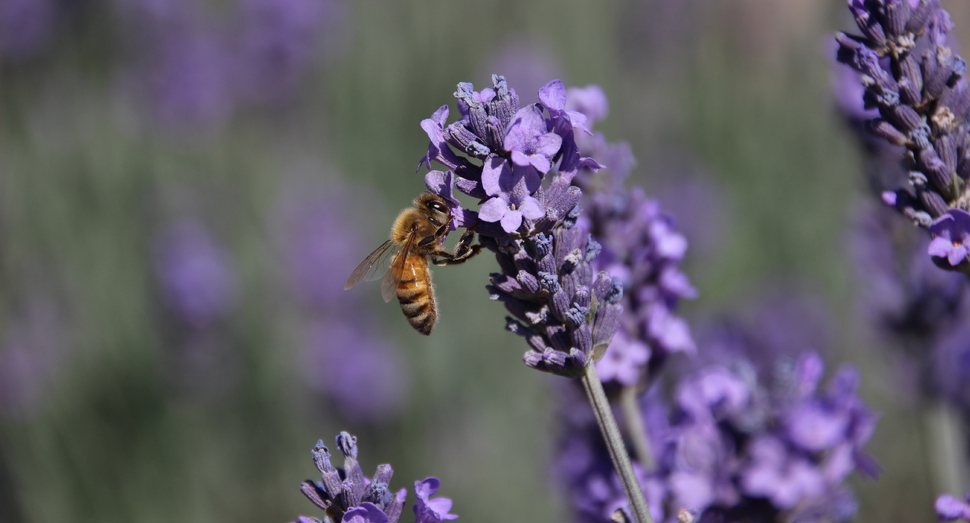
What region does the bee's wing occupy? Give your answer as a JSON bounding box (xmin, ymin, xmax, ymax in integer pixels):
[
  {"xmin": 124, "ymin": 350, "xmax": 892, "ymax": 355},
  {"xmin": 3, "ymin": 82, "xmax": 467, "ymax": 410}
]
[
  {"xmin": 345, "ymin": 240, "xmax": 399, "ymax": 292},
  {"xmin": 381, "ymin": 228, "xmax": 417, "ymax": 303}
]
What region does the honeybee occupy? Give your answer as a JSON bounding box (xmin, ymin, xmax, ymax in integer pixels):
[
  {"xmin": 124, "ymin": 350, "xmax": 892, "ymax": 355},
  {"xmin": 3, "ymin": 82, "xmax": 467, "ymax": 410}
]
[{"xmin": 344, "ymin": 192, "xmax": 482, "ymax": 335}]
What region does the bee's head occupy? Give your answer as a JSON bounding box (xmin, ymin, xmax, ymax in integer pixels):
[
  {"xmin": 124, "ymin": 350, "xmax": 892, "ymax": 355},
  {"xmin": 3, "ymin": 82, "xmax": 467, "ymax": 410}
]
[{"xmin": 418, "ymin": 192, "xmax": 452, "ymax": 227}]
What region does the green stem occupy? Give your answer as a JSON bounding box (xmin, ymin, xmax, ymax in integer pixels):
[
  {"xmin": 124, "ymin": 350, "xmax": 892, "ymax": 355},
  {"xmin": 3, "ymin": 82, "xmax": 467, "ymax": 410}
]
[
  {"xmin": 924, "ymin": 400, "xmax": 970, "ymax": 496},
  {"xmin": 581, "ymin": 363, "xmax": 654, "ymax": 523},
  {"xmin": 620, "ymin": 385, "xmax": 654, "ymax": 468}
]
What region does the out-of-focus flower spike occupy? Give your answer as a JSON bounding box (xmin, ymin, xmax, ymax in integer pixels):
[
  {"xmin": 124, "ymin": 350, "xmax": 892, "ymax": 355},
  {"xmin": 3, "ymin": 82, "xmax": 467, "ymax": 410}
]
[{"xmin": 296, "ymin": 434, "xmax": 456, "ymax": 523}]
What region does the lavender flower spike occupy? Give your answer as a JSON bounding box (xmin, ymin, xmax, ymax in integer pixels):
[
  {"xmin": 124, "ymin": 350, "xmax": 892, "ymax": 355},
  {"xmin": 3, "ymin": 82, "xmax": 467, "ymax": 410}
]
[
  {"xmin": 299, "ymin": 433, "xmax": 406, "ymax": 523},
  {"xmin": 484, "ymin": 222, "xmax": 623, "ymax": 378},
  {"xmin": 417, "ymin": 75, "xmax": 620, "ymax": 376},
  {"xmin": 418, "ymin": 75, "xmax": 648, "ymax": 522},
  {"xmin": 419, "ymin": 75, "xmax": 597, "ymax": 240},
  {"xmin": 837, "ymin": 0, "xmax": 970, "ymax": 272},
  {"xmin": 413, "ymin": 478, "xmax": 459, "ymax": 523},
  {"xmin": 296, "ymin": 433, "xmax": 459, "ymax": 523}
]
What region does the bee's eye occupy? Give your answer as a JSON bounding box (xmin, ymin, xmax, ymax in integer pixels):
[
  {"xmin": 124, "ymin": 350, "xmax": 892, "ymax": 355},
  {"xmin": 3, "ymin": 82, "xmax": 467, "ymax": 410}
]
[{"xmin": 429, "ymin": 202, "xmax": 447, "ymax": 213}]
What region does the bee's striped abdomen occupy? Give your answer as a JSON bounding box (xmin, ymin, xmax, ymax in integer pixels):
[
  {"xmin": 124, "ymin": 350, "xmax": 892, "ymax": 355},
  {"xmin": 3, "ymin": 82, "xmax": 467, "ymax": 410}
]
[{"xmin": 396, "ymin": 254, "xmax": 437, "ymax": 335}]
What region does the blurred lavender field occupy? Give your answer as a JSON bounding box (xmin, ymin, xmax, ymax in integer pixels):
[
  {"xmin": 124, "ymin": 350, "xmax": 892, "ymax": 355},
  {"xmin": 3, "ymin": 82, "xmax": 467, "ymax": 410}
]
[{"xmin": 1, "ymin": 1, "xmax": 968, "ymax": 522}]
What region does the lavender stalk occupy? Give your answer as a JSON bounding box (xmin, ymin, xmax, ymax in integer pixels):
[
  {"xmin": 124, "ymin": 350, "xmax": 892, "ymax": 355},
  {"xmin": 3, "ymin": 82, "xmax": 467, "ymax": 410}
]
[
  {"xmin": 836, "ymin": 0, "xmax": 970, "ymax": 274},
  {"xmin": 418, "ymin": 75, "xmax": 652, "ymax": 521},
  {"xmin": 619, "ymin": 385, "xmax": 654, "ymax": 469},
  {"xmin": 582, "ymin": 364, "xmax": 654, "ymax": 523}
]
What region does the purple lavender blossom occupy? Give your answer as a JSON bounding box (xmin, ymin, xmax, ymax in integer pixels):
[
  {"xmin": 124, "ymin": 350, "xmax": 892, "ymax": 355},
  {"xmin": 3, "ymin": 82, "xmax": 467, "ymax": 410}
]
[
  {"xmin": 419, "ymin": 75, "xmax": 597, "ymax": 239},
  {"xmin": 341, "ymin": 504, "xmax": 391, "ymax": 523},
  {"xmin": 418, "ymin": 76, "xmax": 619, "ymax": 376},
  {"xmin": 938, "ymin": 493, "xmax": 970, "ymax": 521},
  {"xmin": 412, "ymin": 478, "xmax": 459, "ymax": 523},
  {"xmin": 928, "ymin": 208, "xmax": 970, "ymax": 269},
  {"xmin": 504, "ymin": 104, "xmax": 563, "ymax": 174},
  {"xmin": 564, "ymin": 95, "xmax": 697, "ymax": 386},
  {"xmin": 297, "ymin": 433, "xmax": 457, "ymax": 523},
  {"xmin": 836, "ymin": 0, "xmax": 970, "ymax": 272},
  {"xmin": 829, "ymin": 37, "xmax": 910, "ymax": 205},
  {"xmin": 557, "ymin": 331, "xmax": 876, "ymax": 523},
  {"xmin": 581, "ymin": 188, "xmax": 696, "ymax": 386},
  {"xmin": 483, "ymin": 223, "xmax": 624, "ymax": 377},
  {"xmin": 300, "ymin": 433, "xmax": 407, "ymax": 523},
  {"xmin": 155, "ymin": 220, "xmax": 236, "ymax": 328},
  {"xmin": 478, "ymin": 158, "xmax": 544, "ymax": 234}
]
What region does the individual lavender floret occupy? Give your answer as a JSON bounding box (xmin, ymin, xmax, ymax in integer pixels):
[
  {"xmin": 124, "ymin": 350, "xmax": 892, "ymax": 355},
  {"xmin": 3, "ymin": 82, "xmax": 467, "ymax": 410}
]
[
  {"xmin": 938, "ymin": 493, "xmax": 970, "ymax": 521},
  {"xmin": 836, "ymin": 0, "xmax": 970, "ymax": 270},
  {"xmin": 928, "ymin": 208, "xmax": 970, "ymax": 271},
  {"xmin": 412, "ymin": 478, "xmax": 458, "ymax": 523},
  {"xmin": 298, "ymin": 432, "xmax": 458, "ymax": 523},
  {"xmin": 483, "ymin": 217, "xmax": 623, "ymax": 378}
]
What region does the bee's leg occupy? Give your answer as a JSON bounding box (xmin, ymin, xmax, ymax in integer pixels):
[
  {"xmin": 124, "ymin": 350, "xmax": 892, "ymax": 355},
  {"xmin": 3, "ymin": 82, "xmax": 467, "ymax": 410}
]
[
  {"xmin": 419, "ymin": 222, "xmax": 451, "ymax": 247},
  {"xmin": 434, "ymin": 244, "xmax": 482, "ymax": 266},
  {"xmin": 432, "ymin": 229, "xmax": 482, "ymax": 266}
]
